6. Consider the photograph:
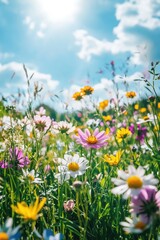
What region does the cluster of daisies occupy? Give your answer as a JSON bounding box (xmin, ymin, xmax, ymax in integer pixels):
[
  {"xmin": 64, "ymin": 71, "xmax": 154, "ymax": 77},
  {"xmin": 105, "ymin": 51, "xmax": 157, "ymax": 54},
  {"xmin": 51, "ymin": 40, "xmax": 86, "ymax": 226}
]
[
  {"xmin": 111, "ymin": 165, "xmax": 160, "ymax": 234},
  {"xmin": 0, "ymin": 88, "xmax": 160, "ymax": 239}
]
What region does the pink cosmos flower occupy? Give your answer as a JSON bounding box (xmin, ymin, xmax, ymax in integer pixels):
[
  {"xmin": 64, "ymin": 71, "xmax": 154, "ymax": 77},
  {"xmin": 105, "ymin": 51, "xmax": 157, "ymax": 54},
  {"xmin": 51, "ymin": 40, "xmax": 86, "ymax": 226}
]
[
  {"xmin": 35, "ymin": 106, "xmax": 46, "ymax": 116},
  {"xmin": 10, "ymin": 147, "xmax": 30, "ymax": 168},
  {"xmin": 0, "ymin": 147, "xmax": 30, "ymax": 169},
  {"xmin": 74, "ymin": 128, "xmax": 108, "ymax": 149},
  {"xmin": 0, "ymin": 161, "xmax": 10, "ymax": 168},
  {"xmin": 34, "ymin": 115, "xmax": 52, "ymax": 132}
]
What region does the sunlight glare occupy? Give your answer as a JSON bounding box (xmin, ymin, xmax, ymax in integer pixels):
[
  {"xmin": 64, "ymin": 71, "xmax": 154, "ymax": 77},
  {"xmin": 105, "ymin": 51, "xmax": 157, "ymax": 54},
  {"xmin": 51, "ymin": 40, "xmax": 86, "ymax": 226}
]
[{"xmin": 36, "ymin": 0, "xmax": 79, "ymax": 24}]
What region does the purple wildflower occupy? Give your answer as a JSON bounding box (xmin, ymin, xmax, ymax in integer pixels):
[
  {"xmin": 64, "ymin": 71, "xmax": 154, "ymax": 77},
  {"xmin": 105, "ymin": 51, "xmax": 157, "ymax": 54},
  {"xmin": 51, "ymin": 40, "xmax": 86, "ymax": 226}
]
[
  {"xmin": 136, "ymin": 124, "xmax": 147, "ymax": 143},
  {"xmin": 130, "ymin": 187, "xmax": 160, "ymax": 220},
  {"xmin": 10, "ymin": 147, "xmax": 30, "ymax": 168},
  {"xmin": 0, "ymin": 161, "xmax": 10, "ymax": 168},
  {"xmin": 74, "ymin": 128, "xmax": 108, "ymax": 149},
  {"xmin": 129, "ymin": 124, "xmax": 135, "ymax": 134}
]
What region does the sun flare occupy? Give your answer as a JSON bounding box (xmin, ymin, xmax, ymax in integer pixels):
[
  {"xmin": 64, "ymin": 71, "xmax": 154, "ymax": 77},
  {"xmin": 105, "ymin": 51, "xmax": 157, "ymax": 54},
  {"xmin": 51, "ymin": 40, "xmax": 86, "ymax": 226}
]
[{"xmin": 35, "ymin": 0, "xmax": 79, "ymax": 24}]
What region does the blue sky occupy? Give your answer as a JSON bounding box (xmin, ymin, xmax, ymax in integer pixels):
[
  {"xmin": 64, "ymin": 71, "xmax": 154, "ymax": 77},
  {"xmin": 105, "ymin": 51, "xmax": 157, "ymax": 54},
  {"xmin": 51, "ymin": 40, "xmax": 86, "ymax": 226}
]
[{"xmin": 0, "ymin": 0, "xmax": 160, "ymax": 112}]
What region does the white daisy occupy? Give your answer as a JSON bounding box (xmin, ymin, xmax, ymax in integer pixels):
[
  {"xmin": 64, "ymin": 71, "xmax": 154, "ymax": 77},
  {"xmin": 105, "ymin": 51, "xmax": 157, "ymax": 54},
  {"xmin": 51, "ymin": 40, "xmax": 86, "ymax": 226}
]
[
  {"xmin": 86, "ymin": 119, "xmax": 100, "ymax": 127},
  {"xmin": 53, "ymin": 121, "xmax": 75, "ymax": 134},
  {"xmin": 120, "ymin": 215, "xmax": 150, "ymax": 234},
  {"xmin": 111, "ymin": 165, "xmax": 159, "ymax": 199},
  {"xmin": 21, "ymin": 169, "xmax": 43, "ymax": 184},
  {"xmin": 55, "ymin": 154, "xmax": 88, "ymax": 183},
  {"xmin": 137, "ymin": 113, "xmax": 156, "ymax": 124}
]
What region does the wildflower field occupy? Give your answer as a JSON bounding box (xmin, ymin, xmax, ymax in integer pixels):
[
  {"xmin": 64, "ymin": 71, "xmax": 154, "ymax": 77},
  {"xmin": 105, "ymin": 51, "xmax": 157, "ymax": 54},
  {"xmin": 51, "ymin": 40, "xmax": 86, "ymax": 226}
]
[{"xmin": 0, "ymin": 62, "xmax": 160, "ymax": 240}]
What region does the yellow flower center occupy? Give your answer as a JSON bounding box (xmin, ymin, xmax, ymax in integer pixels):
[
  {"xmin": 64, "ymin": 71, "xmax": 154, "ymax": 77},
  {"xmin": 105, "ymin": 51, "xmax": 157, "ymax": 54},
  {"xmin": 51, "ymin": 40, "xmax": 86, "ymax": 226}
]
[
  {"xmin": 135, "ymin": 221, "xmax": 146, "ymax": 230},
  {"xmin": 87, "ymin": 135, "xmax": 98, "ymax": 144},
  {"xmin": 28, "ymin": 174, "xmax": 35, "ymax": 181},
  {"xmin": 0, "ymin": 232, "xmax": 9, "ymax": 240},
  {"xmin": 127, "ymin": 176, "xmax": 143, "ymax": 188},
  {"xmin": 68, "ymin": 162, "xmax": 79, "ymax": 172},
  {"xmin": 143, "ymin": 116, "xmax": 149, "ymax": 120}
]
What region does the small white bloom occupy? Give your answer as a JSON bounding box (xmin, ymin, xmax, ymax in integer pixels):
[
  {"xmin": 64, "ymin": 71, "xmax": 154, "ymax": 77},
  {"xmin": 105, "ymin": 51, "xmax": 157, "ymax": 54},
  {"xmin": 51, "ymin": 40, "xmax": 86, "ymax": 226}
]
[
  {"xmin": 137, "ymin": 113, "xmax": 156, "ymax": 124},
  {"xmin": 111, "ymin": 165, "xmax": 159, "ymax": 199},
  {"xmin": 21, "ymin": 169, "xmax": 43, "ymax": 184},
  {"xmin": 86, "ymin": 119, "xmax": 100, "ymax": 127},
  {"xmin": 120, "ymin": 215, "xmax": 150, "ymax": 234},
  {"xmin": 55, "ymin": 154, "xmax": 89, "ymax": 183}
]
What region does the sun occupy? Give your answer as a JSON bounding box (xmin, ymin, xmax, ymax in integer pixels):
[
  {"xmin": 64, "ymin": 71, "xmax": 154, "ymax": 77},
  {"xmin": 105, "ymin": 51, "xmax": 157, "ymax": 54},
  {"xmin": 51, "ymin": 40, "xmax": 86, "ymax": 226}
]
[{"xmin": 35, "ymin": 0, "xmax": 80, "ymax": 24}]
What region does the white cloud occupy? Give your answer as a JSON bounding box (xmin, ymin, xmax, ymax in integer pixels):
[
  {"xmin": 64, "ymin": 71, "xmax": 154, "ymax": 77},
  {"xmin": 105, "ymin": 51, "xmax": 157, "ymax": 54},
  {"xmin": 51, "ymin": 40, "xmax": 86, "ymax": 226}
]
[
  {"xmin": 74, "ymin": 30, "xmax": 112, "ymax": 61},
  {"xmin": 0, "ymin": 0, "xmax": 9, "ymax": 4},
  {"xmin": 74, "ymin": 0, "xmax": 160, "ymax": 64},
  {"xmin": 0, "ymin": 61, "xmax": 59, "ymax": 92},
  {"xmin": 114, "ymin": 72, "xmax": 143, "ymax": 83}
]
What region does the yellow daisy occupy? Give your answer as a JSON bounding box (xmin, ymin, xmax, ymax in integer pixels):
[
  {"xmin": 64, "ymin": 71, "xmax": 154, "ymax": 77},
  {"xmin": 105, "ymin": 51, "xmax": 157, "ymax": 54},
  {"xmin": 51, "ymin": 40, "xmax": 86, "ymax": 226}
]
[
  {"xmin": 104, "ymin": 150, "xmax": 123, "ymax": 166},
  {"xmin": 80, "ymin": 86, "xmax": 94, "ymax": 95},
  {"xmin": 116, "ymin": 128, "xmax": 131, "ymax": 143},
  {"xmin": 11, "ymin": 197, "xmax": 46, "ymax": 221},
  {"xmin": 125, "ymin": 91, "xmax": 136, "ymax": 98}
]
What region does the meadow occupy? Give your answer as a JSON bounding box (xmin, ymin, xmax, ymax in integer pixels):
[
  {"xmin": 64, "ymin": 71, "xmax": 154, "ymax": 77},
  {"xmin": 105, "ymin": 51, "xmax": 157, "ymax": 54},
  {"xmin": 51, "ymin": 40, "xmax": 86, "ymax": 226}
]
[{"xmin": 0, "ymin": 62, "xmax": 160, "ymax": 240}]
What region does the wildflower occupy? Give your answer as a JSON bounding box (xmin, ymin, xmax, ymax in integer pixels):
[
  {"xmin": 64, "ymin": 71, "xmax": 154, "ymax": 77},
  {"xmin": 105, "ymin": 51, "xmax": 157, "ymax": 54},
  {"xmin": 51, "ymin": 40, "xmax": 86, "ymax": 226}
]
[
  {"xmin": 111, "ymin": 165, "xmax": 159, "ymax": 199},
  {"xmin": 99, "ymin": 100, "xmax": 109, "ymax": 111},
  {"xmin": 139, "ymin": 107, "xmax": 147, "ymax": 113},
  {"xmin": 74, "ymin": 128, "xmax": 108, "ymax": 149},
  {"xmin": 9, "ymin": 147, "xmax": 30, "ymax": 168},
  {"xmin": 0, "ymin": 218, "xmax": 21, "ymax": 240},
  {"xmin": 134, "ymin": 104, "xmax": 139, "ymax": 110},
  {"xmin": 129, "ymin": 124, "xmax": 135, "ymax": 134},
  {"xmin": 130, "ymin": 187, "xmax": 160, "ymax": 220},
  {"xmin": 55, "ymin": 154, "xmax": 88, "ymax": 183},
  {"xmin": 116, "ymin": 128, "xmax": 132, "ymax": 143},
  {"xmin": 35, "ymin": 106, "xmax": 46, "ymax": 116},
  {"xmin": 86, "ymin": 119, "xmax": 100, "ymax": 127},
  {"xmin": 72, "ymin": 92, "xmax": 83, "ymax": 100},
  {"xmin": 21, "ymin": 169, "xmax": 43, "ymax": 184},
  {"xmin": 136, "ymin": 124, "xmax": 147, "ymax": 143},
  {"xmin": 43, "ymin": 229, "xmax": 63, "ymax": 240},
  {"xmin": 44, "ymin": 164, "xmax": 51, "ymax": 173},
  {"xmin": 63, "ymin": 200, "xmax": 75, "ymax": 212},
  {"xmin": 11, "ymin": 197, "xmax": 46, "ymax": 221},
  {"xmin": 104, "ymin": 150, "xmax": 123, "ymax": 166},
  {"xmin": 80, "ymin": 86, "xmax": 94, "ymax": 95},
  {"xmin": 34, "ymin": 115, "xmax": 52, "ymax": 132},
  {"xmin": 0, "ymin": 161, "xmax": 10, "ymax": 169},
  {"xmin": 0, "ymin": 116, "xmax": 17, "ymax": 131},
  {"xmin": 126, "ymin": 91, "xmax": 136, "ymax": 98},
  {"xmin": 53, "ymin": 121, "xmax": 75, "ymax": 134},
  {"xmin": 137, "ymin": 113, "xmax": 156, "ymax": 124},
  {"xmin": 120, "ymin": 215, "xmax": 150, "ymax": 234},
  {"xmin": 103, "ymin": 115, "xmax": 112, "ymax": 122},
  {"xmin": 158, "ymin": 102, "xmax": 160, "ymax": 109}
]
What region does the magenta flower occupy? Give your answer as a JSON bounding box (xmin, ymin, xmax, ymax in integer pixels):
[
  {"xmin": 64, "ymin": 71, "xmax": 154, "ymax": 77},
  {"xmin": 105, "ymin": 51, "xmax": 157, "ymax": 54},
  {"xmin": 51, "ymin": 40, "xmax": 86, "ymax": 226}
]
[
  {"xmin": 136, "ymin": 124, "xmax": 147, "ymax": 143},
  {"xmin": 130, "ymin": 187, "xmax": 160, "ymax": 220},
  {"xmin": 74, "ymin": 128, "xmax": 108, "ymax": 149},
  {"xmin": 0, "ymin": 161, "xmax": 10, "ymax": 168},
  {"xmin": 129, "ymin": 124, "xmax": 135, "ymax": 134},
  {"xmin": 0, "ymin": 148, "xmax": 30, "ymax": 169},
  {"xmin": 10, "ymin": 147, "xmax": 30, "ymax": 168}
]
